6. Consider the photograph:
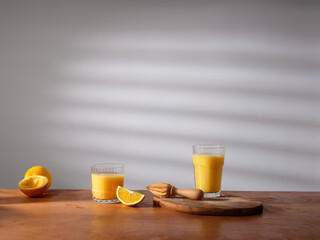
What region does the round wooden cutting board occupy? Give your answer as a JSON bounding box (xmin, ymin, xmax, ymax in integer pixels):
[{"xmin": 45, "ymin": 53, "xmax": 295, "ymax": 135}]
[{"xmin": 153, "ymin": 195, "xmax": 263, "ymax": 216}]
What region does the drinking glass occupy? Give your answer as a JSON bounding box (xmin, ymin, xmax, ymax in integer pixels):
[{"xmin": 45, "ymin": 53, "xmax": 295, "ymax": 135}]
[
  {"xmin": 193, "ymin": 145, "xmax": 225, "ymax": 198},
  {"xmin": 91, "ymin": 163, "xmax": 125, "ymax": 203}
]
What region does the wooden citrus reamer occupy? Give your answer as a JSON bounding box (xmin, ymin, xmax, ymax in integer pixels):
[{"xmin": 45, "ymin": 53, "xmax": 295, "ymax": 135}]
[{"xmin": 147, "ymin": 182, "xmax": 204, "ymax": 200}]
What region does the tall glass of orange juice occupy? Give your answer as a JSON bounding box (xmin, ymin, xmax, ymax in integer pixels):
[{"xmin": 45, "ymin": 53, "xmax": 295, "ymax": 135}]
[
  {"xmin": 193, "ymin": 145, "xmax": 225, "ymax": 198},
  {"xmin": 91, "ymin": 163, "xmax": 124, "ymax": 203}
]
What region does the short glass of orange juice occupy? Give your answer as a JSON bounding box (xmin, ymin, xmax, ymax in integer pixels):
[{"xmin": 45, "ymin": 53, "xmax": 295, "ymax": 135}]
[
  {"xmin": 91, "ymin": 163, "xmax": 124, "ymax": 203},
  {"xmin": 193, "ymin": 144, "xmax": 225, "ymax": 198}
]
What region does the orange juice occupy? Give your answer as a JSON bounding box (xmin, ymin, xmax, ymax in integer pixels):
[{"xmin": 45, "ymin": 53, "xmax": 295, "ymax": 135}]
[
  {"xmin": 91, "ymin": 172, "xmax": 124, "ymax": 200},
  {"xmin": 193, "ymin": 153, "xmax": 224, "ymax": 193}
]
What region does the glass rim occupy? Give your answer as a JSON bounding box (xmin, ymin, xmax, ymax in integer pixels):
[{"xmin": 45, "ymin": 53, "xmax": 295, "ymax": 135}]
[
  {"xmin": 91, "ymin": 163, "xmax": 125, "ymax": 169},
  {"xmin": 192, "ymin": 144, "xmax": 225, "ymax": 149}
]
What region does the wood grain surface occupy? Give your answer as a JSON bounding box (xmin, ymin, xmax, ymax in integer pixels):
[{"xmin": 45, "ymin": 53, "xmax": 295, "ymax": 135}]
[
  {"xmin": 0, "ymin": 190, "xmax": 319, "ymax": 240},
  {"xmin": 153, "ymin": 195, "xmax": 263, "ymax": 215}
]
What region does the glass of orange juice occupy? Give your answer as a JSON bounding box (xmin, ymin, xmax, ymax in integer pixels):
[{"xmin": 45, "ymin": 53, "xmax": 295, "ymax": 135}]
[
  {"xmin": 91, "ymin": 163, "xmax": 125, "ymax": 203},
  {"xmin": 193, "ymin": 144, "xmax": 225, "ymax": 198}
]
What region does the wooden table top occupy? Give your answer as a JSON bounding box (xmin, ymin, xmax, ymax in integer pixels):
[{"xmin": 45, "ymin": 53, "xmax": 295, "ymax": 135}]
[{"xmin": 0, "ymin": 189, "xmax": 319, "ymax": 239}]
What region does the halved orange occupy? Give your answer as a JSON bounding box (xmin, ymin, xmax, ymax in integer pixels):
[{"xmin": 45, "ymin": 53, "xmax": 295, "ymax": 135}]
[
  {"xmin": 24, "ymin": 166, "xmax": 52, "ymax": 190},
  {"xmin": 116, "ymin": 186, "xmax": 145, "ymax": 206},
  {"xmin": 18, "ymin": 175, "xmax": 48, "ymax": 197}
]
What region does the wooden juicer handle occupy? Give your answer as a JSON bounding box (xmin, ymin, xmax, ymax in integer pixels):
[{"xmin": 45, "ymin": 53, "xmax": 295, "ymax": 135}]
[{"xmin": 171, "ymin": 186, "xmax": 204, "ymax": 200}]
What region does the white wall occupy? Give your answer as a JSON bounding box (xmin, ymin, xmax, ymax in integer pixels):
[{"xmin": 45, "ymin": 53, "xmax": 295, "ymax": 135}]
[{"xmin": 0, "ymin": 0, "xmax": 319, "ymax": 191}]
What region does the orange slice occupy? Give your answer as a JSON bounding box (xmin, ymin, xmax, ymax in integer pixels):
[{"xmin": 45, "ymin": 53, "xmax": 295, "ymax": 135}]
[
  {"xmin": 116, "ymin": 186, "xmax": 145, "ymax": 206},
  {"xmin": 18, "ymin": 175, "xmax": 48, "ymax": 197}
]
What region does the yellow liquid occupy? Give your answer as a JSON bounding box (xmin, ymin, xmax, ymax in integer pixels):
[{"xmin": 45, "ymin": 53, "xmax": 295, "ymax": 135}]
[
  {"xmin": 193, "ymin": 153, "xmax": 224, "ymax": 193},
  {"xmin": 91, "ymin": 172, "xmax": 124, "ymax": 200}
]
